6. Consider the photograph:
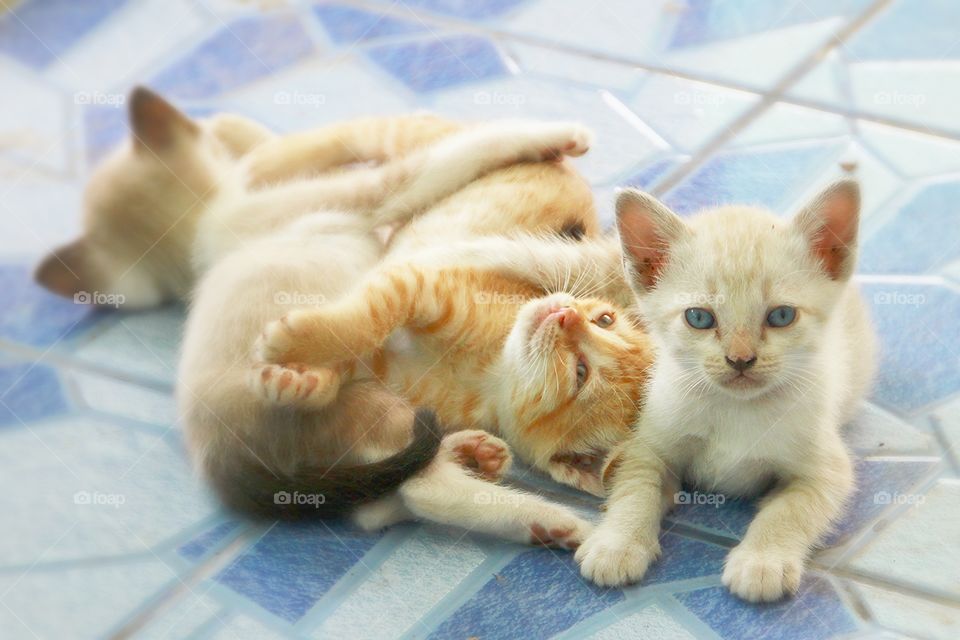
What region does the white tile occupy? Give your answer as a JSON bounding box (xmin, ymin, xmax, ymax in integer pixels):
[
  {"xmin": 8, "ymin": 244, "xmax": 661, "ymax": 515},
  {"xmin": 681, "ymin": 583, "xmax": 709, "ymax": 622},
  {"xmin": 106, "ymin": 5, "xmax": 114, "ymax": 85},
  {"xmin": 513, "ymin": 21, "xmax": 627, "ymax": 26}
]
[{"xmin": 855, "ymin": 581, "xmax": 960, "ymax": 640}]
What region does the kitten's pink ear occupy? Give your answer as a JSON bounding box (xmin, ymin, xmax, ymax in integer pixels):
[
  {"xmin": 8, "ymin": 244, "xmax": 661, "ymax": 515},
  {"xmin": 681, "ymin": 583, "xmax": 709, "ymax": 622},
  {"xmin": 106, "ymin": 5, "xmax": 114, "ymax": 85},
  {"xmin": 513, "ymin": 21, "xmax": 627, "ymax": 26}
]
[
  {"xmin": 793, "ymin": 179, "xmax": 861, "ymax": 280},
  {"xmin": 34, "ymin": 239, "xmax": 88, "ymax": 299},
  {"xmin": 615, "ymin": 189, "xmax": 687, "ymax": 292},
  {"xmin": 129, "ymin": 86, "xmax": 199, "ymax": 152}
]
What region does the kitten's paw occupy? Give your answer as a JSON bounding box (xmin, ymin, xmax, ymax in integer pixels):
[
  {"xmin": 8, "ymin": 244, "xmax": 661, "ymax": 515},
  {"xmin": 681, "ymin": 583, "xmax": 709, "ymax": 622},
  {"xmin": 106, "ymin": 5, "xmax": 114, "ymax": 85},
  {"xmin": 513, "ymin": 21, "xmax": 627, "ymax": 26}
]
[
  {"xmin": 257, "ymin": 311, "xmax": 310, "ymax": 364},
  {"xmin": 252, "ymin": 363, "xmax": 339, "ymax": 409},
  {"xmin": 441, "ymin": 430, "xmax": 512, "ymax": 480},
  {"xmin": 529, "ymin": 512, "xmax": 593, "ymax": 551},
  {"xmin": 575, "ymin": 529, "xmax": 658, "ymax": 587},
  {"xmin": 722, "ymin": 544, "xmax": 803, "ymax": 602},
  {"xmin": 531, "ymin": 123, "xmax": 593, "ymax": 161}
]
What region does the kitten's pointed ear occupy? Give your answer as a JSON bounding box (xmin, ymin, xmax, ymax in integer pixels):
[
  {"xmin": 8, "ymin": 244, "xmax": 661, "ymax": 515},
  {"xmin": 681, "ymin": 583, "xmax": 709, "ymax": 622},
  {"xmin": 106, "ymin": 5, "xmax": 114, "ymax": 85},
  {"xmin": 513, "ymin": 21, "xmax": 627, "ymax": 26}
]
[
  {"xmin": 793, "ymin": 179, "xmax": 861, "ymax": 280},
  {"xmin": 34, "ymin": 239, "xmax": 88, "ymax": 299},
  {"xmin": 129, "ymin": 86, "xmax": 199, "ymax": 152},
  {"xmin": 615, "ymin": 189, "xmax": 687, "ymax": 292}
]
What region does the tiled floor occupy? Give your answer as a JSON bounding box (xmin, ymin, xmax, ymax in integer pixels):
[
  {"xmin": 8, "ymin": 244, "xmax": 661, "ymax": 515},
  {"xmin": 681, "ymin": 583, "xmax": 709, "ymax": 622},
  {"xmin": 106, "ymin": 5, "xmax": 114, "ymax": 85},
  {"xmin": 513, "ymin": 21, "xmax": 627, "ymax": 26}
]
[{"xmin": 1, "ymin": 0, "xmax": 959, "ymax": 638}]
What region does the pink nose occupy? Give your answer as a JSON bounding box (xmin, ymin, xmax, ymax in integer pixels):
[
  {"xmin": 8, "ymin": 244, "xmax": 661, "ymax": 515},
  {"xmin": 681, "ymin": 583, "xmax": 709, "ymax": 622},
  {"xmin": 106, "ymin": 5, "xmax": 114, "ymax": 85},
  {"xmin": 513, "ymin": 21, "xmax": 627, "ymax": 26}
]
[{"xmin": 556, "ymin": 307, "xmax": 582, "ymax": 330}]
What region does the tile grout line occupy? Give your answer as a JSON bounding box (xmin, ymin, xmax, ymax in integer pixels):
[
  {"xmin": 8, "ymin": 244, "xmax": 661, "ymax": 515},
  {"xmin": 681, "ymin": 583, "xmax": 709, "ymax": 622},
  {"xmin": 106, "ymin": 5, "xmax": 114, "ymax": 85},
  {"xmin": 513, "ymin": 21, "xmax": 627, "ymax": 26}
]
[
  {"xmin": 649, "ymin": 0, "xmax": 894, "ymax": 196},
  {"xmin": 108, "ymin": 523, "xmax": 262, "ymax": 640},
  {"xmin": 825, "ymin": 565, "xmax": 960, "ymax": 611}
]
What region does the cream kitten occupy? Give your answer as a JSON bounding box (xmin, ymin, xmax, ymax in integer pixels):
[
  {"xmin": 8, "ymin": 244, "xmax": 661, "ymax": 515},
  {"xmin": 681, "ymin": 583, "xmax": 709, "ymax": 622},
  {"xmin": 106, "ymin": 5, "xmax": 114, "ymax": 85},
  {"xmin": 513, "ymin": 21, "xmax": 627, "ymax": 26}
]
[
  {"xmin": 37, "ymin": 88, "xmax": 597, "ymax": 546},
  {"xmin": 574, "ymin": 181, "xmax": 877, "ymax": 601}
]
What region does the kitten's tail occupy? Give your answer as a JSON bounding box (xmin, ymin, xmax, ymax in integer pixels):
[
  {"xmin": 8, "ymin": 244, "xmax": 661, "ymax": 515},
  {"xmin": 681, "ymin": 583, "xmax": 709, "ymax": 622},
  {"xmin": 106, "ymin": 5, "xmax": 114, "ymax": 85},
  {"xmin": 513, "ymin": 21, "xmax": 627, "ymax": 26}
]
[{"xmin": 211, "ymin": 409, "xmax": 443, "ymax": 520}]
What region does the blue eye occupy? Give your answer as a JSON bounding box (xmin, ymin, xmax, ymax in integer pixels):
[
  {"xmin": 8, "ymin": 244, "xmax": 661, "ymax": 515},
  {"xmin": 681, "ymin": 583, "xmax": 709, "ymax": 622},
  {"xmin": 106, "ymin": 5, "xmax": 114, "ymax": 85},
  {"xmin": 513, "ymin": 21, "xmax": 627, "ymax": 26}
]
[
  {"xmin": 684, "ymin": 308, "xmax": 716, "ymax": 330},
  {"xmin": 767, "ymin": 306, "xmax": 796, "ymax": 327}
]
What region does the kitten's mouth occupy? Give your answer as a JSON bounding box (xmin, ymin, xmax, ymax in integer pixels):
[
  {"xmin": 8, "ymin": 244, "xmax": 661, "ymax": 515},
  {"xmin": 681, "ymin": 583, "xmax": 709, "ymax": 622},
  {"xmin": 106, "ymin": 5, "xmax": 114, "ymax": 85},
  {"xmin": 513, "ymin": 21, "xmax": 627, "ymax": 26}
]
[{"xmin": 721, "ymin": 372, "xmax": 763, "ymax": 389}]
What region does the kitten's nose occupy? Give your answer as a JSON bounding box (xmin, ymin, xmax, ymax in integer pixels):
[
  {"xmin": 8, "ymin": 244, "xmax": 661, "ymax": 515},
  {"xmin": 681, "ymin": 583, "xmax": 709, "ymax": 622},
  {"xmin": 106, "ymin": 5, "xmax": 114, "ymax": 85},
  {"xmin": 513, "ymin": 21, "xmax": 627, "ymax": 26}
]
[
  {"xmin": 725, "ymin": 356, "xmax": 757, "ymax": 372},
  {"xmin": 556, "ymin": 307, "xmax": 582, "ymax": 330}
]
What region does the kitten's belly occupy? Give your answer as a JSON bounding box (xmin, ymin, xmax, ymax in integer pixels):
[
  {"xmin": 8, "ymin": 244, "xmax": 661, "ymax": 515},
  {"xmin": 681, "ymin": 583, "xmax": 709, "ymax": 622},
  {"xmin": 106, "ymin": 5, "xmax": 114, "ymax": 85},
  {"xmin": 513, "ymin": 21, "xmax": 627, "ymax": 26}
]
[{"xmin": 684, "ymin": 437, "xmax": 776, "ymax": 497}]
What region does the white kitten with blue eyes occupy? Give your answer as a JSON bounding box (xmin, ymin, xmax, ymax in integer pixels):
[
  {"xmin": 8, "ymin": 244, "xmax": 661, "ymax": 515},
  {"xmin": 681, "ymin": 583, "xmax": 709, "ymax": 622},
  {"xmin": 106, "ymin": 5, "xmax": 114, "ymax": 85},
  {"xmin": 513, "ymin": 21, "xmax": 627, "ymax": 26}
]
[{"xmin": 574, "ymin": 180, "xmax": 878, "ymax": 602}]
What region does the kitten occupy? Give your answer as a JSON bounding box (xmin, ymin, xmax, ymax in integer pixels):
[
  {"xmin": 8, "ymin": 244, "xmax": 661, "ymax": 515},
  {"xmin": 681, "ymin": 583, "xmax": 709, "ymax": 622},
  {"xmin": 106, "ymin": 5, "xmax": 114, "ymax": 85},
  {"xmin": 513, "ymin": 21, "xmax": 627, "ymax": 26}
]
[
  {"xmin": 36, "ymin": 87, "xmax": 599, "ymax": 545},
  {"xmin": 573, "ymin": 181, "xmax": 877, "ymax": 601},
  {"xmin": 256, "ymin": 258, "xmax": 654, "ymax": 498}
]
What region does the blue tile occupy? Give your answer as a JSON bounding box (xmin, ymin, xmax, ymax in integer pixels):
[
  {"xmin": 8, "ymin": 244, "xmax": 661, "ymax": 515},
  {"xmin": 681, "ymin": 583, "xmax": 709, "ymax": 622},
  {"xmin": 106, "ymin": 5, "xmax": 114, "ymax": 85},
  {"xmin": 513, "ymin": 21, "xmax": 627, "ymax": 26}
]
[
  {"xmin": 394, "ymin": 0, "xmax": 529, "ymax": 20},
  {"xmin": 676, "ymin": 576, "xmax": 857, "ymax": 640},
  {"xmin": 0, "ymin": 263, "xmax": 102, "ymax": 349},
  {"xmin": 624, "ymin": 158, "xmax": 682, "ymax": 190},
  {"xmin": 846, "ymin": 0, "xmax": 960, "ymax": 61},
  {"xmin": 645, "ymin": 533, "xmax": 727, "ymax": 584},
  {"xmin": 825, "ymin": 459, "xmax": 937, "ymax": 546},
  {"xmin": 0, "ymin": 362, "xmax": 68, "ymax": 427},
  {"xmin": 151, "ymin": 15, "xmax": 315, "ymax": 99},
  {"xmin": 313, "ymin": 3, "xmax": 426, "ymax": 44},
  {"xmin": 428, "ymin": 549, "xmax": 623, "ymax": 640},
  {"xmin": 669, "ymin": 0, "xmax": 869, "ymax": 49},
  {"xmin": 669, "ymin": 496, "xmax": 757, "ymax": 541},
  {"xmin": 0, "ymin": 0, "xmax": 127, "ymax": 69},
  {"xmin": 860, "ymin": 181, "xmax": 960, "ymax": 275},
  {"xmin": 664, "ymin": 144, "xmax": 842, "ymax": 215},
  {"xmin": 178, "ymin": 520, "xmax": 241, "ymax": 562},
  {"xmin": 366, "ymin": 35, "xmax": 507, "ymax": 93},
  {"xmin": 215, "ymin": 520, "xmax": 381, "ymax": 623},
  {"xmin": 863, "ymin": 283, "xmax": 960, "ymax": 413}
]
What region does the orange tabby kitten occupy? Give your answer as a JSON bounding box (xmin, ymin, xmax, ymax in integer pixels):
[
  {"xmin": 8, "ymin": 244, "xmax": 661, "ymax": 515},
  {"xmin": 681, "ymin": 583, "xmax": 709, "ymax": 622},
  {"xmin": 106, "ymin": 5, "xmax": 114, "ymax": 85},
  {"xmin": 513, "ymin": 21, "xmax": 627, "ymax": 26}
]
[{"xmin": 256, "ymin": 258, "xmax": 655, "ymax": 497}]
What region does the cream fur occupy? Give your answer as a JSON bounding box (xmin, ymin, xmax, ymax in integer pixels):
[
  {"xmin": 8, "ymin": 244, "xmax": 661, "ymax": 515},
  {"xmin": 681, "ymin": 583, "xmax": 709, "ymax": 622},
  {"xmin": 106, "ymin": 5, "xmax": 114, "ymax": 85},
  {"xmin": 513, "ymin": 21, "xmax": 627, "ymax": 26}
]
[{"xmin": 574, "ymin": 181, "xmax": 878, "ymax": 601}]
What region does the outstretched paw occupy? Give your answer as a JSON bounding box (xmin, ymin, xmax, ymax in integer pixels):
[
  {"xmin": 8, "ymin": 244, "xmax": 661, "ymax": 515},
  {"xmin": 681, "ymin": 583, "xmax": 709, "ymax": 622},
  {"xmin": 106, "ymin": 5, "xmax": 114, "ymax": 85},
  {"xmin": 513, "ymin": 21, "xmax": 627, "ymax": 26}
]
[
  {"xmin": 251, "ymin": 362, "xmax": 340, "ymax": 409},
  {"xmin": 532, "ymin": 123, "xmax": 593, "ymax": 161},
  {"xmin": 529, "ymin": 512, "xmax": 593, "ymax": 551},
  {"xmin": 575, "ymin": 528, "xmax": 658, "ymax": 587},
  {"xmin": 441, "ymin": 430, "xmax": 512, "ymax": 480}
]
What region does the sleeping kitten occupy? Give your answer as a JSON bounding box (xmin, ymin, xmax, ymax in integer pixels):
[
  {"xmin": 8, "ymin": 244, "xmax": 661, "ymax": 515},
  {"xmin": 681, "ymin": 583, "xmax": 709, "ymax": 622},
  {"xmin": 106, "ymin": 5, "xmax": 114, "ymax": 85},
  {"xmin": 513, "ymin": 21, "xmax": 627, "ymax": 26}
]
[
  {"xmin": 573, "ymin": 181, "xmax": 877, "ymax": 601},
  {"xmin": 35, "ymin": 88, "xmax": 599, "ymax": 543}
]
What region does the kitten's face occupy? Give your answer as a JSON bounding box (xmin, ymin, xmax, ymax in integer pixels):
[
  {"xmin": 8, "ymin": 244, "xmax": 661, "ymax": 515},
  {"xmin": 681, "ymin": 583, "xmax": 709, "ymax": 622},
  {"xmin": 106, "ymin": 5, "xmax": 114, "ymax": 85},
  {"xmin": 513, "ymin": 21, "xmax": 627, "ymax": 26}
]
[
  {"xmin": 616, "ymin": 181, "xmax": 861, "ymax": 401},
  {"xmin": 34, "ymin": 88, "xmax": 268, "ymax": 308},
  {"xmin": 645, "ymin": 207, "xmax": 841, "ymax": 399},
  {"xmin": 501, "ymin": 293, "xmax": 652, "ymax": 449}
]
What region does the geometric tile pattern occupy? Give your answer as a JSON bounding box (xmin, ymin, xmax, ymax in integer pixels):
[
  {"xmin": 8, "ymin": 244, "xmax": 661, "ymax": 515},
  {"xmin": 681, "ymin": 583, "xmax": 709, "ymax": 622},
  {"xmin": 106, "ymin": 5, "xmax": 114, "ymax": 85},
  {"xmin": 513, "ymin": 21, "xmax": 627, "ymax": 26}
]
[{"xmin": 1, "ymin": 0, "xmax": 958, "ymax": 638}]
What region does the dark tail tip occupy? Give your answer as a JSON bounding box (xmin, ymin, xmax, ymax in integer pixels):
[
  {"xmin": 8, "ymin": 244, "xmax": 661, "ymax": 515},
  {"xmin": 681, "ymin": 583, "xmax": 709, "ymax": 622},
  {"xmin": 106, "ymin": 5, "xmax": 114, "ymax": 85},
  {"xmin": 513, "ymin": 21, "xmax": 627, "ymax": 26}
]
[{"xmin": 214, "ymin": 409, "xmax": 444, "ymax": 520}]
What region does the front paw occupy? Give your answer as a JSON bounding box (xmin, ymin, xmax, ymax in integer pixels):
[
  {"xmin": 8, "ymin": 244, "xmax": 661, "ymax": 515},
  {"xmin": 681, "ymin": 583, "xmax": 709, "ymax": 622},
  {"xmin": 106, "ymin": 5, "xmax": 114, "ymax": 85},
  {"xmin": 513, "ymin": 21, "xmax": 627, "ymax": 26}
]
[
  {"xmin": 256, "ymin": 312, "xmax": 308, "ymax": 364},
  {"xmin": 722, "ymin": 544, "xmax": 804, "ymax": 602},
  {"xmin": 575, "ymin": 529, "xmax": 658, "ymax": 587},
  {"xmin": 528, "ymin": 123, "xmax": 593, "ymax": 161}
]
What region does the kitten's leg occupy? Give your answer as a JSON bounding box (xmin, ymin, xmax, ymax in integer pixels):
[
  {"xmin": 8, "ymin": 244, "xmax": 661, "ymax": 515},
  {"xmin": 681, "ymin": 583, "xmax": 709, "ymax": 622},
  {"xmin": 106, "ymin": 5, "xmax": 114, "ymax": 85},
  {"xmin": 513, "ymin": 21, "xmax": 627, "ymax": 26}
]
[
  {"xmin": 352, "ymin": 494, "xmax": 413, "ymax": 531},
  {"xmin": 400, "ymin": 432, "xmax": 593, "ymax": 549},
  {"xmin": 369, "ymin": 120, "xmax": 592, "ymax": 227},
  {"xmin": 243, "ymin": 115, "xmax": 460, "ymax": 187},
  {"xmin": 248, "ymin": 121, "xmax": 592, "ymax": 221},
  {"xmin": 547, "ymin": 452, "xmax": 606, "ymax": 497},
  {"xmin": 722, "ymin": 439, "xmax": 854, "ymax": 602},
  {"xmin": 257, "ymin": 264, "xmax": 448, "ymax": 367},
  {"xmin": 575, "ymin": 442, "xmax": 678, "ymax": 586}
]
